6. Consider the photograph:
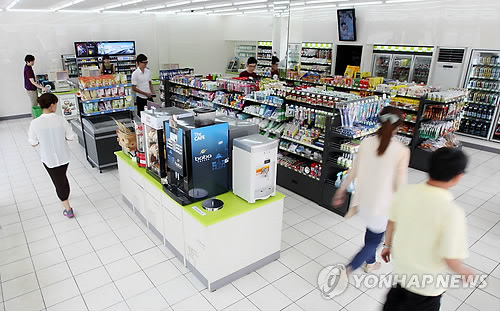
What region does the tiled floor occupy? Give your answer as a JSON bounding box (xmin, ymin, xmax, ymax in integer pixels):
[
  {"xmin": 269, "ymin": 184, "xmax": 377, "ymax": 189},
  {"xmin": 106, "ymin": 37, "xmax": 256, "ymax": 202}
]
[{"xmin": 1, "ymin": 117, "xmax": 500, "ymax": 311}]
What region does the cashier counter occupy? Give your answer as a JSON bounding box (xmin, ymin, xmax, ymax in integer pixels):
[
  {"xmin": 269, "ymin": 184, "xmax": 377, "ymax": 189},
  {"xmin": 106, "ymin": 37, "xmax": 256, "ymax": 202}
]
[{"xmin": 115, "ymin": 151, "xmax": 284, "ymax": 292}]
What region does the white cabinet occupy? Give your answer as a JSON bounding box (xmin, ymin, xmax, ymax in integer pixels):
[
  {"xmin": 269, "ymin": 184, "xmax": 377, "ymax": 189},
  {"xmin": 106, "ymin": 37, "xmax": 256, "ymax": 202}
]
[
  {"xmin": 130, "ymin": 179, "xmax": 145, "ymax": 216},
  {"xmin": 144, "ymin": 192, "xmax": 163, "ymax": 234},
  {"xmin": 117, "ymin": 159, "xmax": 132, "ymax": 204},
  {"xmin": 161, "ymin": 193, "xmax": 184, "ymax": 256}
]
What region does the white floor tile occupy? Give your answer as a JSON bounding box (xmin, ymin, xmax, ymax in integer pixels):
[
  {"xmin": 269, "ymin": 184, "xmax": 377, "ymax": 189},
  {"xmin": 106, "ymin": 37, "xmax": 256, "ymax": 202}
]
[
  {"xmin": 122, "ymin": 234, "xmax": 156, "ymax": 255},
  {"xmin": 312, "ymin": 230, "xmax": 347, "ymax": 250},
  {"xmin": 67, "ymin": 252, "xmax": 102, "ymax": 276},
  {"xmin": 3, "ymin": 289, "xmax": 45, "ymax": 311},
  {"xmin": 61, "ymin": 239, "xmax": 94, "ymax": 260},
  {"xmin": 96, "ymin": 243, "xmax": 130, "ymax": 265},
  {"xmin": 36, "ymin": 262, "xmax": 73, "ymax": 288},
  {"xmin": 75, "ymin": 266, "xmax": 113, "ymax": 294},
  {"xmin": 157, "ymin": 275, "xmax": 198, "ymax": 306},
  {"xmin": 248, "ymin": 284, "xmax": 293, "ymax": 311},
  {"xmin": 56, "ymin": 228, "xmax": 87, "ymax": 247},
  {"xmin": 232, "ymin": 272, "xmax": 268, "ymax": 296},
  {"xmin": 104, "ymin": 301, "xmax": 131, "ymax": 311},
  {"xmin": 223, "ymin": 298, "xmax": 259, "ymax": 311},
  {"xmin": 0, "ymin": 257, "xmax": 34, "ymax": 282},
  {"xmin": 32, "ymin": 248, "xmax": 66, "ymax": 271},
  {"xmin": 283, "ymin": 211, "xmax": 306, "ymax": 227},
  {"xmin": 82, "ymin": 283, "xmax": 124, "ymax": 311},
  {"xmin": 2, "ymin": 272, "xmax": 40, "ymax": 301},
  {"xmin": 481, "ymin": 275, "xmax": 500, "ymax": 299},
  {"xmin": 295, "ymin": 238, "xmax": 330, "ymax": 259},
  {"xmin": 294, "ymin": 220, "xmax": 325, "ymax": 236},
  {"xmin": 24, "ymin": 225, "xmax": 54, "ymax": 243},
  {"xmin": 201, "ymin": 284, "xmax": 244, "ymax": 310},
  {"xmin": 295, "ymin": 260, "xmax": 325, "ymax": 286},
  {"xmin": 132, "ymin": 246, "xmax": 168, "ymax": 270},
  {"xmin": 273, "ymin": 272, "xmax": 315, "ymax": 301},
  {"xmin": 115, "ymin": 271, "xmax": 154, "ymax": 300},
  {"xmin": 81, "ymin": 221, "xmax": 112, "ymax": 238},
  {"xmin": 105, "ymin": 256, "xmax": 141, "ymax": 281},
  {"xmin": 88, "ymin": 231, "xmax": 121, "ymax": 251},
  {"xmin": 41, "ymin": 277, "xmax": 81, "ymax": 308},
  {"xmin": 463, "ymin": 250, "xmax": 499, "ymax": 274},
  {"xmin": 144, "ymin": 260, "xmax": 183, "ymax": 287},
  {"xmin": 464, "ymin": 289, "xmax": 500, "ymax": 310},
  {"xmin": 171, "ymin": 293, "xmax": 215, "ymax": 311},
  {"xmin": 46, "ymin": 295, "xmax": 88, "ymax": 311},
  {"xmin": 282, "ymin": 227, "xmax": 309, "ymax": 246},
  {"xmin": 185, "ymin": 272, "xmax": 208, "ymax": 292},
  {"xmin": 126, "ymin": 288, "xmax": 168, "ymax": 311},
  {"xmin": 293, "ymin": 204, "xmax": 323, "ymax": 219},
  {"xmin": 329, "ymin": 222, "xmax": 362, "ymax": 240}
]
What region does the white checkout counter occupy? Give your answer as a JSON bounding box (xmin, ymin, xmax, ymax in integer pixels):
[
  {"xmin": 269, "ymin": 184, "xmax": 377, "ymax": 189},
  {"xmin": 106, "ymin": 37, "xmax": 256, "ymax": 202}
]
[{"xmin": 115, "ymin": 151, "xmax": 284, "ymax": 292}]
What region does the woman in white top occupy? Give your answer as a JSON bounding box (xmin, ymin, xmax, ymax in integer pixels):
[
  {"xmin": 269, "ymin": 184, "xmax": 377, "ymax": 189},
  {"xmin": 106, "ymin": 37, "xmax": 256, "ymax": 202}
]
[
  {"xmin": 28, "ymin": 93, "xmax": 76, "ymax": 218},
  {"xmin": 332, "ymin": 106, "xmax": 410, "ymax": 273}
]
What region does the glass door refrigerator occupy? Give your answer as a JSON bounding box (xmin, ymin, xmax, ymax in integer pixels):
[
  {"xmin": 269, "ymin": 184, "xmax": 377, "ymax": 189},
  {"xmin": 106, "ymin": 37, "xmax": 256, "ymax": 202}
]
[
  {"xmin": 390, "ymin": 55, "xmax": 413, "ymax": 82},
  {"xmin": 458, "ymin": 49, "xmax": 500, "ymax": 140},
  {"xmin": 372, "ymin": 54, "xmax": 392, "ymax": 79},
  {"xmin": 411, "ymin": 55, "xmax": 432, "ymax": 84}
]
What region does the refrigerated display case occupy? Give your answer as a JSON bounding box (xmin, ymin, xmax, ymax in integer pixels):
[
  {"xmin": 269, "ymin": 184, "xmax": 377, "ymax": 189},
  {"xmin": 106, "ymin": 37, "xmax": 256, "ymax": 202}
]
[
  {"xmin": 411, "ymin": 56, "xmax": 432, "ymax": 84},
  {"xmin": 61, "ymin": 54, "xmax": 78, "ymax": 78},
  {"xmin": 458, "ymin": 49, "xmax": 500, "ymax": 141},
  {"xmin": 372, "ymin": 54, "xmax": 392, "ymax": 79},
  {"xmin": 391, "ymin": 55, "xmax": 413, "ymax": 82}
]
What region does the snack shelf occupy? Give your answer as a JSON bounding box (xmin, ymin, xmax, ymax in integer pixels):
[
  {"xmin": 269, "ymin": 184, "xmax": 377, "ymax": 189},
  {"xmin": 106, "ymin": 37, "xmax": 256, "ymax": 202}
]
[
  {"xmin": 326, "ymin": 158, "xmax": 351, "ymax": 170},
  {"xmin": 389, "ymin": 104, "xmax": 419, "ymax": 112},
  {"xmin": 81, "ymin": 95, "xmax": 132, "ymax": 104},
  {"xmin": 397, "ymin": 131, "xmax": 414, "ymax": 137},
  {"xmin": 278, "ymin": 163, "xmax": 321, "ymax": 181},
  {"xmin": 285, "ymin": 100, "xmax": 336, "ymax": 114},
  {"xmin": 170, "ymin": 91, "xmax": 211, "ymax": 101},
  {"xmin": 81, "ymin": 83, "xmax": 132, "ymax": 91},
  {"xmin": 82, "ymin": 106, "xmax": 135, "ymax": 117},
  {"xmin": 281, "ymin": 136, "xmax": 324, "ymax": 151},
  {"xmin": 213, "ymin": 101, "xmax": 243, "ymax": 111},
  {"xmin": 279, "ymin": 146, "xmax": 323, "ymax": 163},
  {"xmin": 330, "ymin": 130, "xmax": 377, "ymax": 140}
]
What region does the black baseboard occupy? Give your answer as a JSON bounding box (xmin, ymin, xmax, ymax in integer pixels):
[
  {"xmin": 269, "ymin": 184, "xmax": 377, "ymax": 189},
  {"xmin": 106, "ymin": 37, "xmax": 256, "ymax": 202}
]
[
  {"xmin": 461, "ymin": 141, "xmax": 500, "ymax": 154},
  {"xmin": 0, "ymin": 114, "xmax": 31, "ymax": 121}
]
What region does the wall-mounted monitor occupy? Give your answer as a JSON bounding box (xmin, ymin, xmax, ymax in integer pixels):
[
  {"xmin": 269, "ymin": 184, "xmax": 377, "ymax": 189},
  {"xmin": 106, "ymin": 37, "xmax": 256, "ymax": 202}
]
[
  {"xmin": 74, "ymin": 41, "xmax": 135, "ymax": 57},
  {"xmin": 337, "ymin": 9, "xmax": 357, "ymax": 41},
  {"xmin": 74, "ymin": 42, "xmax": 98, "ymax": 57},
  {"xmin": 97, "ymin": 41, "xmax": 135, "ymax": 56}
]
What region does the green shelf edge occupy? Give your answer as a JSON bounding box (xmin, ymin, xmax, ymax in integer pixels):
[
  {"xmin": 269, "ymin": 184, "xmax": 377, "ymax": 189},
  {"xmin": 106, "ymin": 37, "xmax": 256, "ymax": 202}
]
[{"xmin": 115, "ymin": 151, "xmax": 284, "ymax": 227}]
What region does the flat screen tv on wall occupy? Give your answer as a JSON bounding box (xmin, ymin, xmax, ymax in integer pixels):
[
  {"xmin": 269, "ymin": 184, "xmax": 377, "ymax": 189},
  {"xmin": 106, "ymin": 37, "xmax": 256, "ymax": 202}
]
[{"xmin": 337, "ymin": 9, "xmax": 357, "ymax": 41}]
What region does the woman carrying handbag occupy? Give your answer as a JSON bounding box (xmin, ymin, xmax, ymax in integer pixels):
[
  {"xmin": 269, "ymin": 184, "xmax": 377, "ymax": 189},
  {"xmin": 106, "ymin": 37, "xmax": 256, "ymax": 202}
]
[{"xmin": 332, "ymin": 106, "xmax": 409, "ymax": 274}]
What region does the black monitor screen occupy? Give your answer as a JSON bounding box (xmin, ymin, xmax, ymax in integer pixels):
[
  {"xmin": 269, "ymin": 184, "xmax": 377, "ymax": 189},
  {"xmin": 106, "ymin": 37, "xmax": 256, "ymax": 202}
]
[
  {"xmin": 74, "ymin": 42, "xmax": 98, "ymax": 57},
  {"xmin": 97, "ymin": 41, "xmax": 135, "ymax": 56},
  {"xmin": 337, "ymin": 9, "xmax": 357, "ymax": 41}
]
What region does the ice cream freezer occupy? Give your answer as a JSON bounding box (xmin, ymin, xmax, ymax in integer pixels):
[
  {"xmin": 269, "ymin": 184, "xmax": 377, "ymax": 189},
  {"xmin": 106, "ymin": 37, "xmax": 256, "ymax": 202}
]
[{"xmin": 82, "ymin": 112, "xmax": 133, "ymax": 172}]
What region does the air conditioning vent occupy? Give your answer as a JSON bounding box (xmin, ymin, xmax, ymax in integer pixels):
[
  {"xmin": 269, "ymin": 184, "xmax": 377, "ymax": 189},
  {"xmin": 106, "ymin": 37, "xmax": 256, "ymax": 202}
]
[{"xmin": 437, "ymin": 48, "xmax": 465, "ymax": 63}]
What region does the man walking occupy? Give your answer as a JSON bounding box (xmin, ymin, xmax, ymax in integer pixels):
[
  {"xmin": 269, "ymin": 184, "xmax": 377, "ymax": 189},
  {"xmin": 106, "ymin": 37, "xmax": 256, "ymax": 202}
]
[{"xmin": 382, "ymin": 148, "xmax": 474, "ymax": 311}]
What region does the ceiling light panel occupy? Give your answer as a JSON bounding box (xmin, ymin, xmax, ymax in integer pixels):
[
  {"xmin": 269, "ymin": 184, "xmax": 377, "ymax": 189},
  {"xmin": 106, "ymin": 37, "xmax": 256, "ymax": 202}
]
[
  {"xmin": 205, "ymin": 2, "xmax": 233, "ymax": 8},
  {"xmin": 237, "ymin": 4, "xmax": 268, "ymax": 9},
  {"xmin": 306, "ymin": 0, "xmax": 348, "ymax": 3},
  {"xmin": 214, "ymin": 7, "xmax": 238, "ymax": 12},
  {"xmin": 166, "ymin": 1, "xmax": 191, "ymax": 7},
  {"xmin": 339, "ymin": 1, "xmax": 383, "ymax": 6}
]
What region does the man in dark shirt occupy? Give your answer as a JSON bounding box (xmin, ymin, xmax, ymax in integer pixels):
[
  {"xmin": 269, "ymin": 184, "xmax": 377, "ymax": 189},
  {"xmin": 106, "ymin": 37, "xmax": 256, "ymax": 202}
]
[
  {"xmin": 271, "ymin": 56, "xmax": 280, "ymax": 80},
  {"xmin": 24, "ymin": 55, "xmax": 47, "ymax": 117},
  {"xmin": 239, "ymin": 57, "xmax": 258, "ymax": 80}
]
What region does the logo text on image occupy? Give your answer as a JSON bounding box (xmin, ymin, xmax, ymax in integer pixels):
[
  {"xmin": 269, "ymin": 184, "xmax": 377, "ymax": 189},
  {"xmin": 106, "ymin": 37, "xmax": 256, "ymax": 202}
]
[{"xmin": 317, "ymin": 264, "xmax": 349, "ymax": 299}]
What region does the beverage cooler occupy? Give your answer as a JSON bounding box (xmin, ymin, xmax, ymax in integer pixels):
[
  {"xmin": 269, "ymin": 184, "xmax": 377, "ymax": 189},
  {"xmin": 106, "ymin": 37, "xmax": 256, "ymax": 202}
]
[
  {"xmin": 141, "ymin": 107, "xmax": 192, "ymax": 181},
  {"xmin": 459, "ymin": 49, "xmax": 500, "ymax": 141},
  {"xmin": 371, "ymin": 46, "xmax": 434, "ymax": 84}
]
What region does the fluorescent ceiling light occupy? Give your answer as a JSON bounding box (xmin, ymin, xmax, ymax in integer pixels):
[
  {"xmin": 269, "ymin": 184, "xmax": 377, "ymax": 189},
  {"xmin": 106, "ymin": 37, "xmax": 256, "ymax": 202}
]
[
  {"xmin": 105, "ymin": 3, "xmax": 123, "ymax": 9},
  {"xmin": 52, "ymin": 0, "xmax": 85, "ymax": 11},
  {"xmin": 273, "ymin": 0, "xmax": 290, "ymax": 4},
  {"xmin": 192, "ymin": 0, "xmax": 209, "ymax": 2},
  {"xmin": 339, "ymin": 1, "xmax": 382, "ymax": 6},
  {"xmin": 273, "ymin": 6, "xmax": 287, "ymax": 9},
  {"xmin": 146, "ymin": 4, "xmax": 166, "ymax": 10},
  {"xmin": 214, "ymin": 7, "xmax": 237, "ymax": 12},
  {"xmin": 385, "ymin": 0, "xmax": 423, "ymax": 3},
  {"xmin": 122, "ymin": 0, "xmax": 143, "ymax": 5},
  {"xmin": 302, "ymin": 3, "xmax": 337, "ymax": 9},
  {"xmin": 290, "ymin": 1, "xmax": 304, "ymax": 5},
  {"xmin": 6, "ymin": 0, "xmax": 19, "ymax": 9},
  {"xmin": 213, "ymin": 12, "xmax": 243, "ymax": 15},
  {"xmin": 238, "ymin": 4, "xmax": 268, "ymax": 9},
  {"xmin": 205, "ymin": 3, "xmax": 233, "ymax": 8},
  {"xmin": 166, "ymin": 1, "xmax": 191, "ymax": 7},
  {"xmin": 8, "ymin": 9, "xmax": 53, "ymax": 12},
  {"xmin": 101, "ymin": 10, "xmax": 136, "ymax": 13},
  {"xmin": 233, "ymin": 0, "xmax": 267, "ymax": 4},
  {"xmin": 243, "ymin": 9, "xmax": 269, "ymax": 13},
  {"xmin": 306, "ymin": 0, "xmax": 347, "ymax": 3},
  {"xmin": 181, "ymin": 6, "xmax": 204, "ymax": 11}
]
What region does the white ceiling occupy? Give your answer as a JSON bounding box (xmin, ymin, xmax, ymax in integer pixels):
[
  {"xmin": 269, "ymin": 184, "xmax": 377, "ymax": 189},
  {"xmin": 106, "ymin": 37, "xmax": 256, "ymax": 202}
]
[{"xmin": 1, "ymin": 0, "xmax": 433, "ymax": 14}]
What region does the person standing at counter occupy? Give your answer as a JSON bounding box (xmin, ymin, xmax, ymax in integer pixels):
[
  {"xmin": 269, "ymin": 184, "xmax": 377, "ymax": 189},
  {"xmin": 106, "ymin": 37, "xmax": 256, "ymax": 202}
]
[
  {"xmin": 239, "ymin": 57, "xmax": 258, "ymax": 80},
  {"xmin": 271, "ymin": 56, "xmax": 280, "ymax": 80},
  {"xmin": 100, "ymin": 55, "xmax": 115, "ymax": 75},
  {"xmin": 28, "ymin": 93, "xmax": 76, "ymax": 218},
  {"xmin": 132, "ymin": 53, "xmax": 154, "ymax": 114},
  {"xmin": 24, "ymin": 55, "xmax": 48, "ymax": 117}
]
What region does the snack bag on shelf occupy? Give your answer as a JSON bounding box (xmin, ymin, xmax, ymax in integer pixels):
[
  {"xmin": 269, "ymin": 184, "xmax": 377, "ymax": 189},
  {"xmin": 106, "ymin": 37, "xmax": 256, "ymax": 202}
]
[
  {"xmin": 98, "ymin": 102, "xmax": 106, "ymax": 112},
  {"xmin": 93, "ymin": 103, "xmax": 99, "ymax": 112},
  {"xmin": 114, "ymin": 74, "xmax": 121, "ymax": 85},
  {"xmin": 120, "ymin": 74, "xmax": 127, "ymax": 84},
  {"xmin": 102, "ymin": 75, "xmax": 109, "ymax": 86},
  {"xmin": 112, "ymin": 100, "xmax": 120, "ymax": 109},
  {"xmin": 105, "ymin": 101, "xmax": 112, "ymax": 110},
  {"xmin": 90, "ymin": 90, "xmax": 98, "ymax": 99},
  {"xmin": 95, "ymin": 76, "xmax": 103, "ymax": 87},
  {"xmin": 97, "ymin": 89, "xmax": 105, "ymax": 98},
  {"xmin": 118, "ymin": 87, "xmax": 125, "ymax": 97},
  {"xmin": 82, "ymin": 90, "xmax": 91, "ymax": 101},
  {"xmin": 105, "ymin": 88, "xmax": 112, "ymax": 97},
  {"xmin": 111, "ymin": 87, "xmax": 118, "ymax": 96},
  {"xmin": 89, "ymin": 77, "xmax": 96, "ymax": 88}
]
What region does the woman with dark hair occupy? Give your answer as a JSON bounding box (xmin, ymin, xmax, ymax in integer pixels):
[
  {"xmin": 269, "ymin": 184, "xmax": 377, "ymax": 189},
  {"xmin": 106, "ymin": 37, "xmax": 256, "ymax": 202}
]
[
  {"xmin": 332, "ymin": 106, "xmax": 410, "ymax": 274},
  {"xmin": 28, "ymin": 93, "xmax": 76, "ymax": 218},
  {"xmin": 100, "ymin": 55, "xmax": 115, "ymax": 74}
]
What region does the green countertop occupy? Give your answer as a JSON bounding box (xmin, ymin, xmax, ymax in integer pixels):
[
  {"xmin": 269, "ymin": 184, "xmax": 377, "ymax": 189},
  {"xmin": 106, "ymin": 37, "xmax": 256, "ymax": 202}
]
[
  {"xmin": 38, "ymin": 89, "xmax": 79, "ymax": 95},
  {"xmin": 115, "ymin": 151, "xmax": 284, "ymax": 227}
]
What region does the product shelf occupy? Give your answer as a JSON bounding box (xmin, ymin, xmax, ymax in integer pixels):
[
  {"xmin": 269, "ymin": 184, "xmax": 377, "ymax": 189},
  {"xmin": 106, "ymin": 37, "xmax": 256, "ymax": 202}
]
[
  {"xmin": 280, "ymin": 136, "xmax": 324, "ymax": 151},
  {"xmin": 300, "ymin": 61, "xmax": 331, "ymax": 65},
  {"xmin": 214, "ymin": 102, "xmax": 244, "ymax": 111},
  {"xmin": 243, "ymin": 110, "xmax": 285, "ymax": 122},
  {"xmin": 330, "ymin": 130, "xmax": 377, "ymax": 140},
  {"xmin": 470, "ymin": 76, "xmax": 500, "ymax": 81},
  {"xmin": 81, "ymin": 95, "xmax": 132, "ymax": 104},
  {"xmin": 397, "ymin": 131, "xmax": 414, "ymax": 137},
  {"xmin": 169, "ymin": 81, "xmax": 221, "ymax": 92},
  {"xmin": 244, "ymin": 97, "xmax": 282, "ymax": 108},
  {"xmin": 403, "ymin": 119, "xmax": 417, "ymax": 124},
  {"xmin": 388, "ymin": 104, "xmax": 419, "ymax": 112},
  {"xmin": 82, "ymin": 106, "xmax": 135, "ymax": 116},
  {"xmin": 462, "ymin": 116, "xmax": 493, "ymax": 123},
  {"xmin": 466, "ymin": 100, "xmax": 497, "ymax": 106},
  {"xmin": 468, "ymin": 87, "xmax": 500, "ymax": 93},
  {"xmin": 279, "ymin": 146, "xmax": 323, "ymax": 163},
  {"xmin": 473, "ymin": 63, "xmax": 500, "ymax": 67},
  {"xmin": 81, "ymin": 83, "xmax": 132, "ymax": 91},
  {"xmin": 326, "ymin": 158, "xmax": 351, "ymax": 170},
  {"xmin": 278, "ymin": 163, "xmax": 321, "ymax": 181}
]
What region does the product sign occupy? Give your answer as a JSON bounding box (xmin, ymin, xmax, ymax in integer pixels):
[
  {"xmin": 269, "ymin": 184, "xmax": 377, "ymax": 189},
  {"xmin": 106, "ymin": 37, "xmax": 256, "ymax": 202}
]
[
  {"xmin": 57, "ymin": 93, "xmax": 78, "ymax": 118},
  {"xmin": 165, "ymin": 121, "xmax": 184, "ymax": 176},
  {"xmin": 160, "ymin": 68, "xmax": 194, "ymax": 81},
  {"xmin": 189, "ymin": 123, "xmax": 229, "ymax": 199}
]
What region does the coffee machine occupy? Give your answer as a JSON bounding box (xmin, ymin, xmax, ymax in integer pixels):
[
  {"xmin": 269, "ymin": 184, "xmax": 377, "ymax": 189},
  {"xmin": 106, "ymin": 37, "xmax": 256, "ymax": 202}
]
[{"xmin": 163, "ymin": 111, "xmax": 230, "ymax": 205}]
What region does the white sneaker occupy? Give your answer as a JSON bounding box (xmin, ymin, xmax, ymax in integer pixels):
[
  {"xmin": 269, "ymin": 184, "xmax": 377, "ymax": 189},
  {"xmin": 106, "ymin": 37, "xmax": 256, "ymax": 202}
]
[{"xmin": 363, "ymin": 262, "xmax": 381, "ymax": 273}]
